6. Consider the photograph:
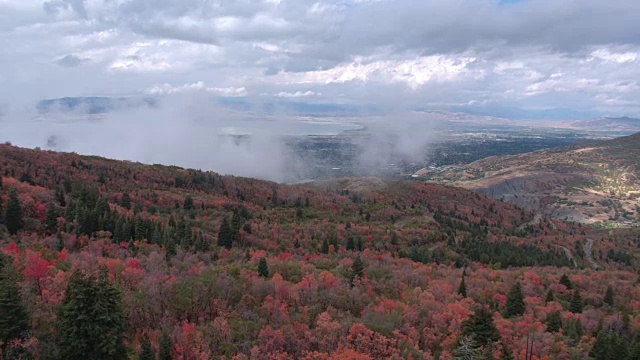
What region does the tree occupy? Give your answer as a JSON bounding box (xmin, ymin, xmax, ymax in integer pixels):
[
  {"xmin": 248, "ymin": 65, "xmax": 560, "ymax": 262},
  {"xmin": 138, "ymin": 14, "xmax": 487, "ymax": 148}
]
[
  {"xmin": 351, "ymin": 257, "xmax": 365, "ymax": 284},
  {"xmin": 569, "ymin": 288, "xmax": 584, "ymax": 314},
  {"xmin": 5, "ymin": 188, "xmax": 23, "ymax": 235},
  {"xmin": 321, "ymin": 238, "xmax": 329, "ymax": 254},
  {"xmin": 604, "ymin": 285, "xmax": 614, "ymax": 307},
  {"xmin": 546, "ymin": 311, "xmax": 562, "ymax": 333},
  {"xmin": 159, "ymin": 329, "xmax": 173, "ymax": 360},
  {"xmin": 56, "ymin": 271, "xmax": 127, "ymax": 360},
  {"xmin": 453, "ymin": 336, "xmax": 480, "ymax": 360},
  {"xmin": 271, "ymin": 188, "xmax": 279, "ymax": 207},
  {"xmin": 0, "ymin": 254, "xmax": 29, "ymax": 350},
  {"xmin": 139, "ymin": 336, "xmax": 155, "ymax": 360},
  {"xmin": 46, "ymin": 205, "xmax": 58, "ymax": 234},
  {"xmin": 183, "ymin": 195, "xmax": 194, "ymax": 210},
  {"xmin": 346, "ymin": 235, "xmax": 355, "ymax": 251},
  {"xmin": 120, "ymin": 192, "xmax": 132, "ymax": 210},
  {"xmin": 258, "ymin": 258, "xmax": 269, "ymax": 278},
  {"xmin": 461, "ymin": 307, "xmax": 500, "ymax": 347},
  {"xmin": 217, "ymin": 218, "xmax": 233, "ymax": 249},
  {"xmin": 499, "ymin": 342, "xmax": 514, "ymax": 360},
  {"xmin": 505, "ymin": 281, "xmax": 525, "ymax": 318},
  {"xmin": 559, "ymin": 274, "xmax": 572, "ymax": 289},
  {"xmin": 458, "ymin": 276, "xmax": 467, "ymax": 298},
  {"xmin": 545, "ymin": 289, "xmax": 554, "ymax": 303}
]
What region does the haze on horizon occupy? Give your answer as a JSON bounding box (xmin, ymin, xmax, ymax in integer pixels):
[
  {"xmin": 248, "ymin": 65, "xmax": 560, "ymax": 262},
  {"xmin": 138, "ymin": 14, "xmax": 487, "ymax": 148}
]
[{"xmin": 2, "ymin": 0, "xmax": 640, "ymax": 180}]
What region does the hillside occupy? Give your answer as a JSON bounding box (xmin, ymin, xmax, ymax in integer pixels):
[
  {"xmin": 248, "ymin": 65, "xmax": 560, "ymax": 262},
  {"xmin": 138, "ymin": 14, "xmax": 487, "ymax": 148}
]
[
  {"xmin": 0, "ymin": 144, "xmax": 639, "ymax": 359},
  {"xmin": 558, "ymin": 116, "xmax": 640, "ymax": 132},
  {"xmin": 417, "ymin": 132, "xmax": 640, "ymax": 225}
]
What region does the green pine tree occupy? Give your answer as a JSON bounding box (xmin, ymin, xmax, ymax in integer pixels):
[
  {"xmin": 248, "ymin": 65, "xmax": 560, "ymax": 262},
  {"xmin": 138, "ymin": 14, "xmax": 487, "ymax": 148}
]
[
  {"xmin": 0, "ymin": 254, "xmax": 29, "ymax": 350},
  {"xmin": 120, "ymin": 192, "xmax": 131, "ymax": 210},
  {"xmin": 505, "ymin": 281, "xmax": 525, "ymax": 318},
  {"xmin": 350, "ymin": 257, "xmax": 365, "ymax": 284},
  {"xmin": 5, "ymin": 188, "xmax": 24, "ymax": 235},
  {"xmin": 217, "ymin": 218, "xmax": 233, "ymax": 249},
  {"xmin": 45, "ymin": 205, "xmax": 59, "ymax": 234},
  {"xmin": 139, "ymin": 336, "xmax": 155, "ymax": 360},
  {"xmin": 569, "ymin": 288, "xmax": 584, "ymax": 314},
  {"xmin": 258, "ymin": 258, "xmax": 269, "ymax": 278},
  {"xmin": 628, "ymin": 339, "xmax": 640, "ymax": 360},
  {"xmin": 458, "ymin": 276, "xmax": 467, "ymax": 298},
  {"xmin": 321, "ymin": 238, "xmax": 329, "ymax": 254},
  {"xmin": 183, "ymin": 195, "xmax": 194, "ymax": 210},
  {"xmin": 461, "ymin": 306, "xmax": 500, "ymax": 347},
  {"xmin": 545, "ymin": 289, "xmax": 554, "ymax": 303},
  {"xmin": 346, "ymin": 235, "xmax": 355, "ymax": 251},
  {"xmin": 158, "ymin": 329, "xmax": 173, "ymax": 360},
  {"xmin": 559, "ymin": 274, "xmax": 572, "ymax": 289},
  {"xmin": 604, "ymin": 285, "xmax": 614, "ymax": 307},
  {"xmin": 56, "ymin": 271, "xmax": 127, "ymax": 360},
  {"xmin": 546, "ymin": 311, "xmax": 562, "ymax": 333}
]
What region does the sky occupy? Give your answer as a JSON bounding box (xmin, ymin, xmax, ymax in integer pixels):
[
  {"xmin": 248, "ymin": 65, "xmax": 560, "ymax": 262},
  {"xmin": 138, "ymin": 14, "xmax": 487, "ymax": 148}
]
[{"xmin": 2, "ymin": 0, "xmax": 640, "ymax": 120}]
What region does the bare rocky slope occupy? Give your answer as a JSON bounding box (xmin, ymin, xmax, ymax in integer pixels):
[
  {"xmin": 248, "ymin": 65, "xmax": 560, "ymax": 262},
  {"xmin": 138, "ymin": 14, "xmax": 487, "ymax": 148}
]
[{"xmin": 418, "ymin": 132, "xmax": 640, "ymax": 225}]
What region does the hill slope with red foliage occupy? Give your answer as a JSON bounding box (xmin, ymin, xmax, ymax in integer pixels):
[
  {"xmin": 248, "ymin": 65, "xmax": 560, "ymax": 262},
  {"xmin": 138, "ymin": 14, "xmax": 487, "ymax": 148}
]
[{"xmin": 0, "ymin": 144, "xmax": 639, "ymax": 359}]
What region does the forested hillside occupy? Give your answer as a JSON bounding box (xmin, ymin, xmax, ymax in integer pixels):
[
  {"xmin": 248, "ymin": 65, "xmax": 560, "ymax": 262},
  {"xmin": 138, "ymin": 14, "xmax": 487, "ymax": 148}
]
[{"xmin": 0, "ymin": 144, "xmax": 639, "ymax": 359}]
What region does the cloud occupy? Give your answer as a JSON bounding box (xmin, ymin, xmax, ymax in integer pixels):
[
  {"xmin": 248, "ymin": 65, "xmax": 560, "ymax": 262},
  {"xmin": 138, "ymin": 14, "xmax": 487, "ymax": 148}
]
[
  {"xmin": 1, "ymin": 0, "xmax": 640, "ymax": 127},
  {"xmin": 56, "ymin": 54, "xmax": 91, "ymax": 67},
  {"xmin": 144, "ymin": 82, "xmax": 247, "ymax": 97},
  {"xmin": 274, "ymin": 90, "xmax": 320, "ymax": 98}
]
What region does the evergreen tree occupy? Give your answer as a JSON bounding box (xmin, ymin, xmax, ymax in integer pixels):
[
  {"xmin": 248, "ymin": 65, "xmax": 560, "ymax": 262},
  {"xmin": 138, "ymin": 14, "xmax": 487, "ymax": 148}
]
[
  {"xmin": 321, "ymin": 238, "xmax": 329, "ymax": 254},
  {"xmin": 45, "ymin": 205, "xmax": 58, "ymax": 234},
  {"xmin": 604, "ymin": 285, "xmax": 615, "ymax": 307},
  {"xmin": 559, "ymin": 274, "xmax": 573, "ymax": 289},
  {"xmin": 461, "ymin": 306, "xmax": 500, "ymax": 347},
  {"xmin": 139, "ymin": 336, "xmax": 155, "ymax": 360},
  {"xmin": 5, "ymin": 188, "xmax": 23, "ymax": 235},
  {"xmin": 563, "ymin": 318, "xmax": 584, "ymax": 341},
  {"xmin": 56, "ymin": 271, "xmax": 126, "ymax": 360},
  {"xmin": 0, "ymin": 254, "xmax": 29, "ymax": 350},
  {"xmin": 350, "ymin": 257, "xmax": 365, "ymax": 284},
  {"xmin": 546, "ymin": 311, "xmax": 562, "ymax": 333},
  {"xmin": 258, "ymin": 258, "xmax": 269, "ymax": 278},
  {"xmin": 158, "ymin": 329, "xmax": 172, "ymax": 360},
  {"xmin": 217, "ymin": 218, "xmax": 233, "ymax": 249},
  {"xmin": 505, "ymin": 281, "xmax": 525, "ymax": 318},
  {"xmin": 458, "ymin": 276, "xmax": 467, "ymax": 298},
  {"xmin": 120, "ymin": 192, "xmax": 131, "ymax": 210},
  {"xmin": 545, "ymin": 289, "xmax": 554, "ymax": 303},
  {"xmin": 271, "ymin": 188, "xmax": 279, "ymax": 207},
  {"xmin": 628, "ymin": 339, "xmax": 640, "ymax": 360},
  {"xmin": 183, "ymin": 195, "xmax": 194, "ymax": 210},
  {"xmin": 569, "ymin": 288, "xmax": 584, "ymax": 314},
  {"xmin": 346, "ymin": 235, "xmax": 355, "ymax": 251},
  {"xmin": 165, "ymin": 238, "xmax": 177, "ymax": 261},
  {"xmin": 55, "ymin": 187, "xmax": 66, "ymax": 207}
]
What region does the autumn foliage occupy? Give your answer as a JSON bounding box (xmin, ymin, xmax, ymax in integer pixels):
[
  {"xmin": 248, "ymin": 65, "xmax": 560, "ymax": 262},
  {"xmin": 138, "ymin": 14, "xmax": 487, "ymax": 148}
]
[{"xmin": 0, "ymin": 144, "xmax": 639, "ymax": 359}]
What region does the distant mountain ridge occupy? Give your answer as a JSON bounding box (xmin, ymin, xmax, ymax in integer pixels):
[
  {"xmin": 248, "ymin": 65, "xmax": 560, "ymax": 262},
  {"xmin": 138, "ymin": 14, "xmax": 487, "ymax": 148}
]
[
  {"xmin": 37, "ymin": 97, "xmax": 157, "ymax": 114},
  {"xmin": 559, "ymin": 116, "xmax": 640, "ymax": 131}
]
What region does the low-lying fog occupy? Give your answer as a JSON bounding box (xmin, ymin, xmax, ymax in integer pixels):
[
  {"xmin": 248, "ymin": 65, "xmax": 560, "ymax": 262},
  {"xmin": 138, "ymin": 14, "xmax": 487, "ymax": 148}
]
[{"xmin": 0, "ymin": 95, "xmax": 438, "ymax": 182}]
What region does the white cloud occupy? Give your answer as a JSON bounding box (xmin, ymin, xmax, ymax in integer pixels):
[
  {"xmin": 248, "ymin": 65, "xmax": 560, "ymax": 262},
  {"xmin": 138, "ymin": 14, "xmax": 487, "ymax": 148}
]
[
  {"xmin": 2, "ymin": 0, "xmax": 640, "ymax": 118},
  {"xmin": 145, "ymin": 82, "xmax": 247, "ymax": 96},
  {"xmin": 274, "ymin": 90, "xmax": 321, "ymax": 97},
  {"xmin": 589, "ymin": 49, "xmax": 639, "ymax": 64},
  {"xmin": 274, "ymin": 55, "xmax": 478, "ymax": 89}
]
